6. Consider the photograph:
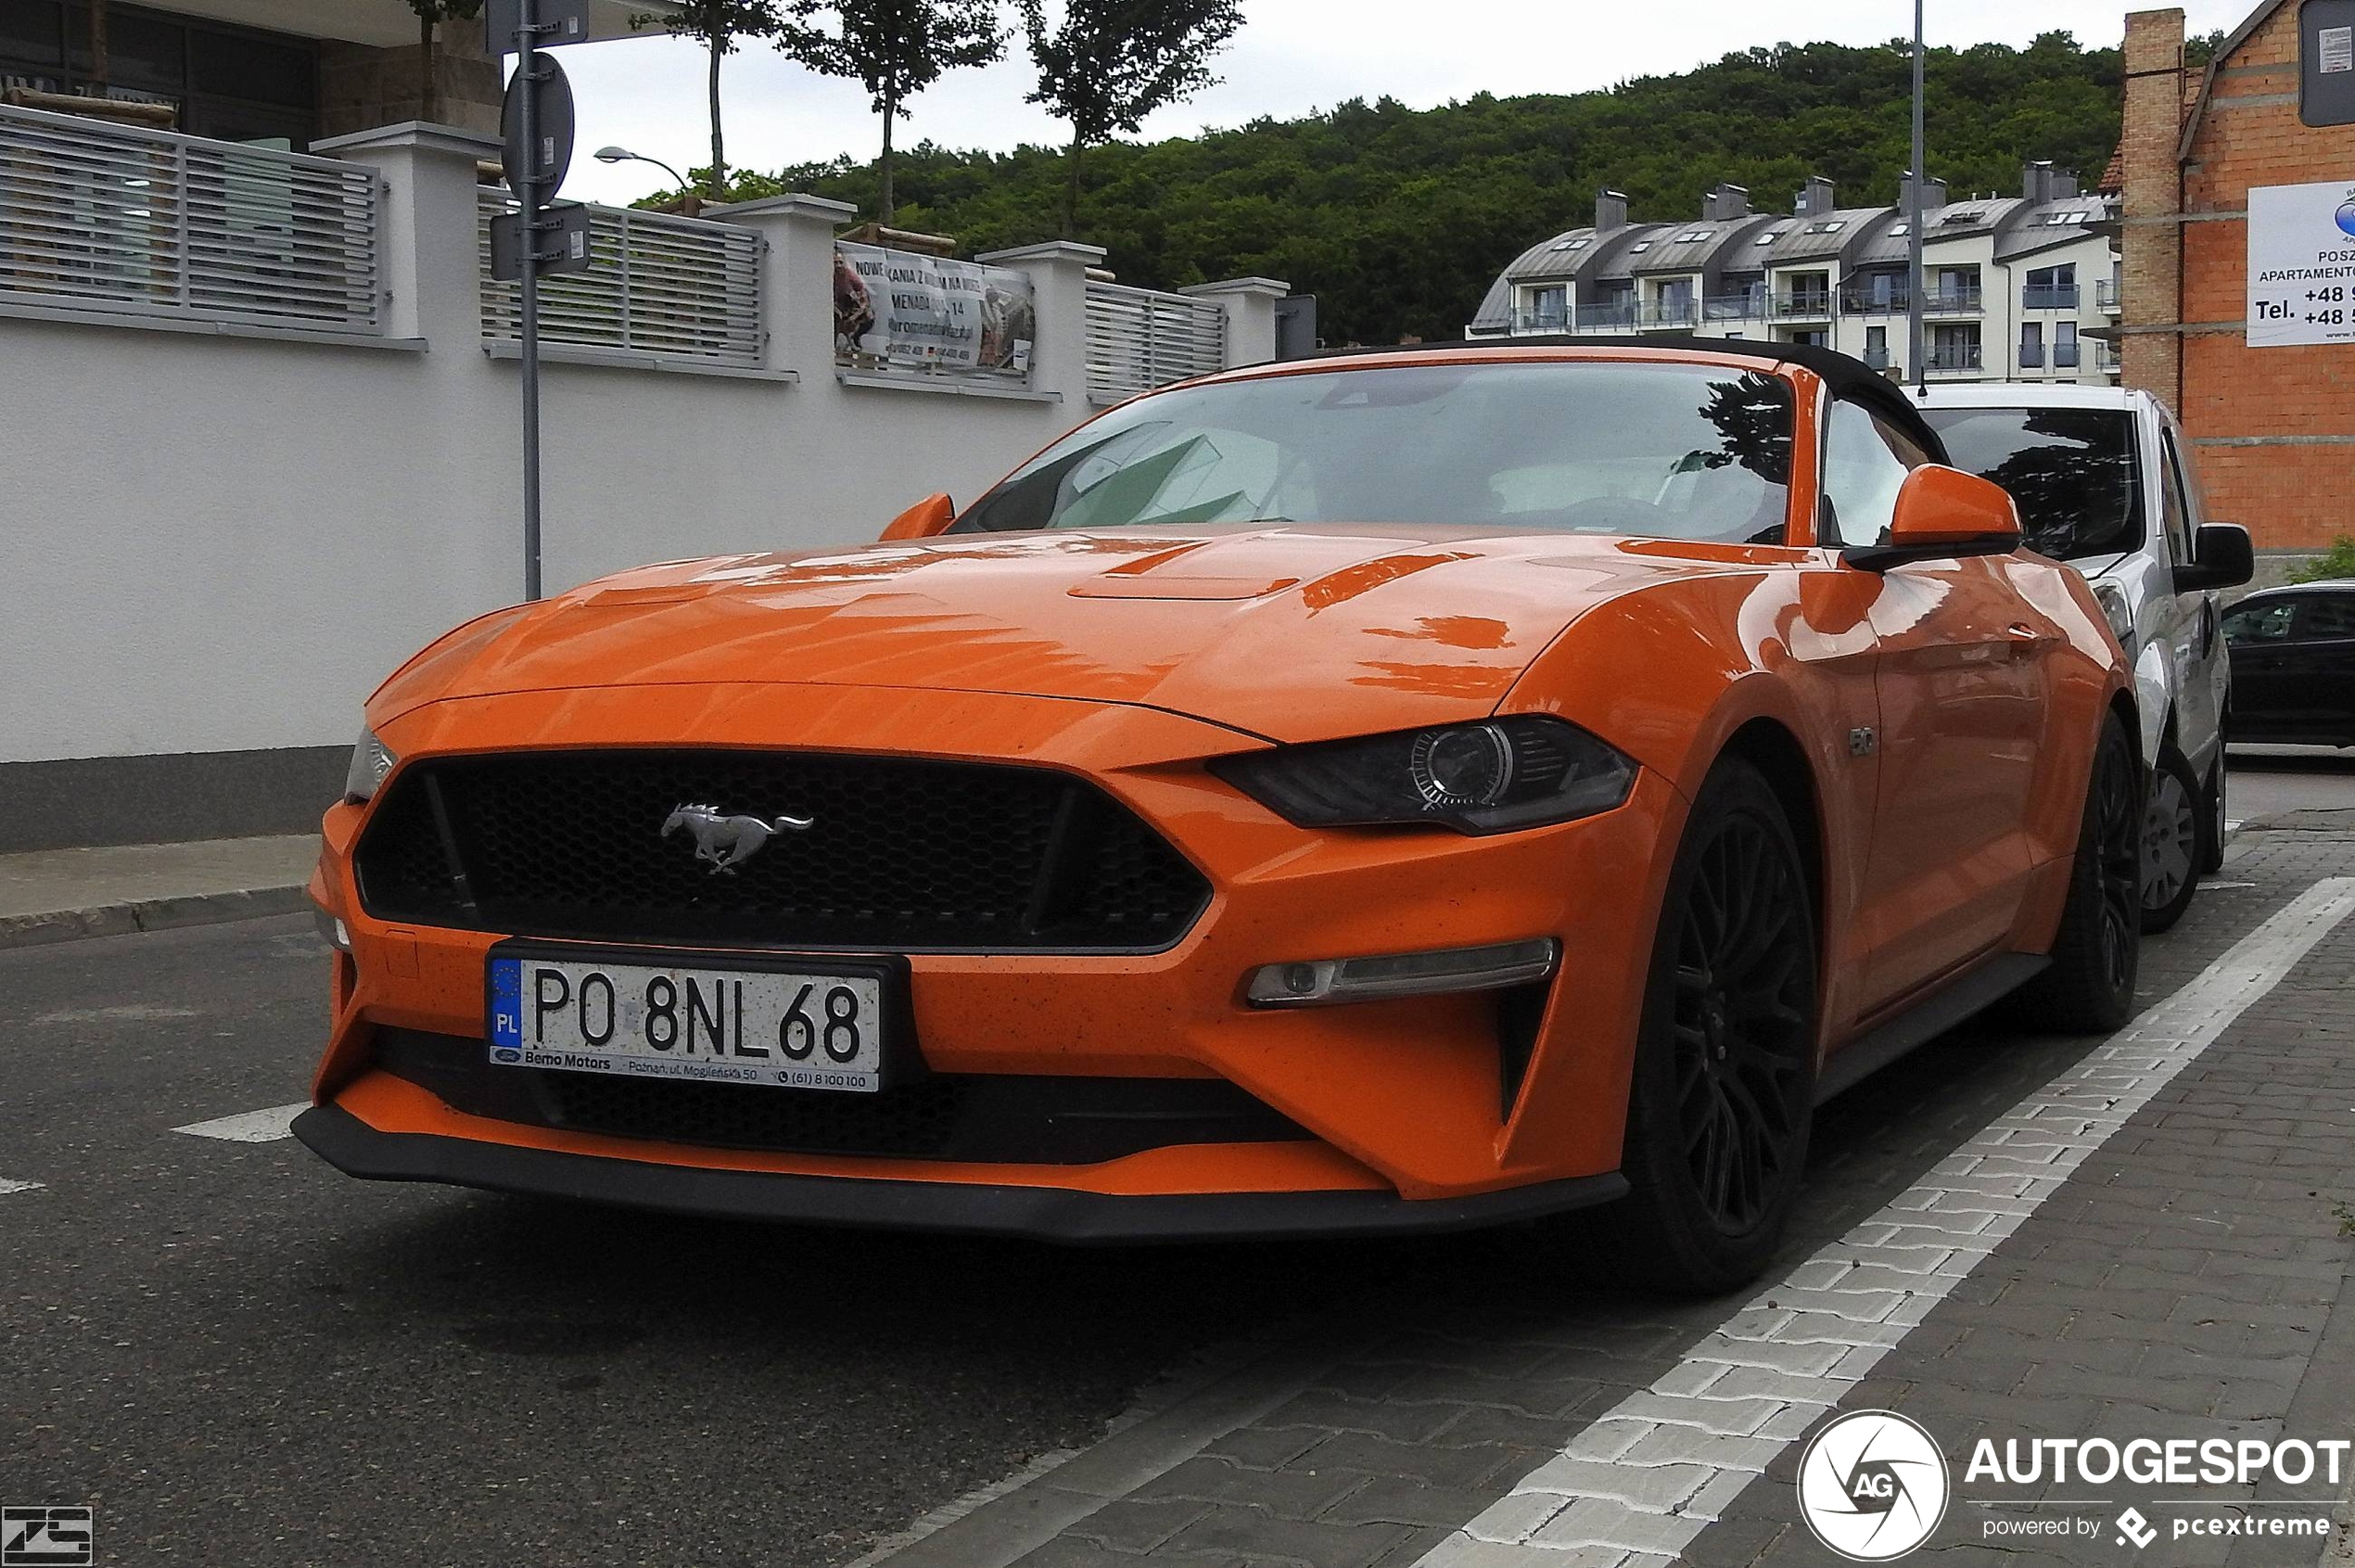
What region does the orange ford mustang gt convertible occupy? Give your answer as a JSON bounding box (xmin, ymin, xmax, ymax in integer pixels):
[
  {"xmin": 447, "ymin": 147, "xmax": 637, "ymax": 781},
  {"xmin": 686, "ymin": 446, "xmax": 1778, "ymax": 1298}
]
[{"xmin": 297, "ymin": 339, "xmax": 2140, "ymax": 1290}]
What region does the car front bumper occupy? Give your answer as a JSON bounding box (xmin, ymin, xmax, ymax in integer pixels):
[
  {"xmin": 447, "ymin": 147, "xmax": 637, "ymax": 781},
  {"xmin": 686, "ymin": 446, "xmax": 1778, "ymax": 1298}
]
[{"xmin": 307, "ymin": 682, "xmax": 1687, "ymax": 1214}]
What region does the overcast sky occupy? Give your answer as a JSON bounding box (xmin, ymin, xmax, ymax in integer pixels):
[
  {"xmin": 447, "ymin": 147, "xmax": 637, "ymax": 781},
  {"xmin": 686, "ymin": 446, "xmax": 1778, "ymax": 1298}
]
[{"xmin": 554, "ymin": 0, "xmax": 2252, "ymax": 207}]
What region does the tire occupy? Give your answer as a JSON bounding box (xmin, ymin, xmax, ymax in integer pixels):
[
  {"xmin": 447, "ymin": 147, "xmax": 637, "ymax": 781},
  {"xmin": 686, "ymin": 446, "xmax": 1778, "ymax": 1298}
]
[
  {"xmin": 1591, "ymin": 759, "xmax": 1818, "ymax": 1294},
  {"xmin": 2017, "ymin": 713, "xmax": 2142, "ymax": 1033},
  {"xmin": 2198, "ymin": 754, "xmax": 2228, "ymax": 874},
  {"xmin": 2139, "ymin": 748, "xmax": 2201, "ymax": 934}
]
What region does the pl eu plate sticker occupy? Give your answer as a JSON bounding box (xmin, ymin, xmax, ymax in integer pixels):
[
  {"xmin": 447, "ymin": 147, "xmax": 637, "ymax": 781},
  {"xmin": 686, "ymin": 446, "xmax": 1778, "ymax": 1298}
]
[{"xmin": 490, "ymin": 959, "xmax": 523, "ymax": 1052}]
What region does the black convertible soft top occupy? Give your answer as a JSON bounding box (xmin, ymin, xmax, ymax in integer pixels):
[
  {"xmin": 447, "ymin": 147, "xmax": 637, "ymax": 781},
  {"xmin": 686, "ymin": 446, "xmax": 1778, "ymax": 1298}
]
[{"xmin": 1293, "ymin": 334, "xmax": 1952, "ymax": 467}]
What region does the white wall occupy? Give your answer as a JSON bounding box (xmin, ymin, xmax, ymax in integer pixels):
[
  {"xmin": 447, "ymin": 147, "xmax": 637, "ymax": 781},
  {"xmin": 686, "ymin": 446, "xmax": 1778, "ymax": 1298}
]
[{"xmin": 0, "ymin": 123, "xmax": 1282, "ymax": 767}]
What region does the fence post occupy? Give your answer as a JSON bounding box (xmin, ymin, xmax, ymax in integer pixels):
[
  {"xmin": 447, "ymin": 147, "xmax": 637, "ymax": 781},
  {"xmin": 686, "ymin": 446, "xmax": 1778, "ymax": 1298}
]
[
  {"xmin": 314, "ymin": 121, "xmax": 500, "ymax": 346},
  {"xmin": 706, "ymin": 192, "xmax": 858, "ymax": 378},
  {"xmin": 1180, "ymin": 276, "xmax": 1290, "ymax": 368},
  {"xmin": 976, "ymin": 240, "xmax": 1107, "ymax": 405}
]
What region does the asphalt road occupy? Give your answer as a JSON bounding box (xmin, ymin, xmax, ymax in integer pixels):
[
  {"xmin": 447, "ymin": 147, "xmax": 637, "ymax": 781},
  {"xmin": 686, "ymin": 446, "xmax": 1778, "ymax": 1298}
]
[
  {"xmin": 2, "ymin": 757, "xmax": 2348, "ymax": 1568},
  {"xmin": 2232, "ymin": 744, "xmax": 2355, "ymax": 824}
]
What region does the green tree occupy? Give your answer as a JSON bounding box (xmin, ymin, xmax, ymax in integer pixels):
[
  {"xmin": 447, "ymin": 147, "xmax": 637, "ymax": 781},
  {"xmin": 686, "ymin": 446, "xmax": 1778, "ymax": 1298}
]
[
  {"xmin": 782, "ymin": 0, "xmax": 1005, "ymax": 223},
  {"xmin": 681, "ymin": 32, "xmax": 2127, "ymax": 344},
  {"xmin": 406, "ymin": 0, "xmax": 484, "ymax": 123},
  {"xmin": 633, "ymin": 1, "xmax": 803, "ymax": 197},
  {"xmin": 1016, "ymin": 0, "xmax": 1242, "ymax": 236}
]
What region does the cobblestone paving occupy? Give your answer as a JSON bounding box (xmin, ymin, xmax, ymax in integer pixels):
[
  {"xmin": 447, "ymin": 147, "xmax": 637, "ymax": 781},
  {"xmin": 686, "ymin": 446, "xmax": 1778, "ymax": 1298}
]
[{"xmin": 974, "ymin": 831, "xmax": 2355, "ymax": 1568}]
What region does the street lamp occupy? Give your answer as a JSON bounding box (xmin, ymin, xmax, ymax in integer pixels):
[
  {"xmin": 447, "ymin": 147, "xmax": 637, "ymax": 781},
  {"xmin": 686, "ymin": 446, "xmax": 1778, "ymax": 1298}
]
[
  {"xmin": 593, "ymin": 145, "xmax": 688, "ymax": 188},
  {"xmin": 1908, "ymin": 0, "xmax": 1927, "ymax": 391}
]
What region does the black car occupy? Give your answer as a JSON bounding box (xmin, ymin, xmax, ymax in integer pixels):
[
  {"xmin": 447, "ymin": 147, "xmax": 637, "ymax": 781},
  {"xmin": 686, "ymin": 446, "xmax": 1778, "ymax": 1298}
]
[{"xmin": 2221, "ymin": 580, "xmax": 2355, "ymax": 746}]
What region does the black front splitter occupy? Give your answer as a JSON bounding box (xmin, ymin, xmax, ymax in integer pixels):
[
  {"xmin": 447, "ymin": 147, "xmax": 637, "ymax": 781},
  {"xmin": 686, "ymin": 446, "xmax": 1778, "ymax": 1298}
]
[{"xmin": 292, "ymin": 1104, "xmax": 1628, "ymax": 1245}]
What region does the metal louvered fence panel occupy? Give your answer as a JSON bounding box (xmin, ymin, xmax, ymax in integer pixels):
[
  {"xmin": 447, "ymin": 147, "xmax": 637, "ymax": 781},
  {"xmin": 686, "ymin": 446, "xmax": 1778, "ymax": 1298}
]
[
  {"xmin": 1085, "ymin": 282, "xmax": 1225, "ymax": 402},
  {"xmin": 477, "ymin": 191, "xmax": 762, "ymax": 364},
  {"xmin": 0, "ymin": 103, "xmax": 380, "ymax": 332}
]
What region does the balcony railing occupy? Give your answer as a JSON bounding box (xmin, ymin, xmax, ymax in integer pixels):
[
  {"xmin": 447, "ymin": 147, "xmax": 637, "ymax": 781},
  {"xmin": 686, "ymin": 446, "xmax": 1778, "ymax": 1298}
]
[
  {"xmin": 1085, "ymin": 279, "xmax": 1226, "ymax": 402},
  {"xmin": 2094, "ymin": 338, "xmax": 2120, "ymax": 369},
  {"xmin": 477, "ymin": 189, "xmax": 761, "ymax": 364},
  {"xmin": 0, "ymin": 100, "xmax": 380, "ymax": 333},
  {"xmin": 2096, "ymin": 279, "xmax": 2121, "ymax": 311},
  {"xmin": 1925, "ymin": 342, "xmax": 1983, "ymax": 373},
  {"xmin": 2018, "ymin": 342, "xmax": 2044, "ymax": 368},
  {"xmin": 1863, "ymin": 347, "xmax": 1893, "ymax": 371},
  {"xmin": 1638, "ymin": 298, "xmax": 1698, "ymax": 328},
  {"xmin": 1838, "ymin": 286, "xmax": 1911, "ymax": 316},
  {"xmin": 1772, "ymin": 292, "xmax": 1833, "ymax": 319},
  {"xmin": 2022, "ymin": 284, "xmax": 2080, "ymax": 310},
  {"xmin": 1703, "ymin": 293, "xmax": 1768, "ymax": 322},
  {"xmin": 1923, "ymin": 287, "xmax": 1983, "ymax": 315},
  {"xmin": 2054, "ymin": 342, "xmax": 2081, "ymax": 368},
  {"xmin": 1514, "ymin": 307, "xmax": 1569, "ymax": 333},
  {"xmin": 1574, "ymin": 299, "xmax": 1636, "ymax": 330}
]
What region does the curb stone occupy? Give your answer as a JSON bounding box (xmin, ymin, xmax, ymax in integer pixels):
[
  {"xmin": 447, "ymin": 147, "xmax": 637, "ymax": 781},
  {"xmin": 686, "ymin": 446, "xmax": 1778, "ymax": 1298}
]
[{"xmin": 0, "ymin": 885, "xmax": 309, "ymax": 950}]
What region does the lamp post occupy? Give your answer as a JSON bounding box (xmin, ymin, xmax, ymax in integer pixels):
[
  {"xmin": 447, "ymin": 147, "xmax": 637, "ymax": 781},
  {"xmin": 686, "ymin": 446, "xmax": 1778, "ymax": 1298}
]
[
  {"xmin": 593, "ymin": 145, "xmax": 689, "ymax": 189},
  {"xmin": 1908, "ymin": 0, "xmax": 1927, "ymax": 390}
]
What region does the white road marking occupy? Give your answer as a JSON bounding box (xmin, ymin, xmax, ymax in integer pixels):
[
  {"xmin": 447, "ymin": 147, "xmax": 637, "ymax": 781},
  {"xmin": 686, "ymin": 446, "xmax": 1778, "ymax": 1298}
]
[
  {"xmin": 1419, "ymin": 877, "xmax": 2355, "ymax": 1567},
  {"xmin": 170, "ymin": 1103, "xmax": 310, "ymax": 1143},
  {"xmin": 32, "ymin": 1003, "xmax": 202, "ymax": 1025},
  {"xmin": 0, "ymin": 1179, "xmax": 43, "ymax": 1195}
]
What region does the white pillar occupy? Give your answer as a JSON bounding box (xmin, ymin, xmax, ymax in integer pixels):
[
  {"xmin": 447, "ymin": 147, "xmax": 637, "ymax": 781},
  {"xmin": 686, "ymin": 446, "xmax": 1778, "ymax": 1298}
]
[
  {"xmin": 314, "ymin": 121, "xmax": 500, "ymax": 348},
  {"xmin": 1180, "ymin": 275, "xmax": 1291, "ymax": 367},
  {"xmin": 707, "ymin": 192, "xmax": 859, "ymax": 377},
  {"xmin": 977, "ymin": 240, "xmax": 1108, "ymax": 405}
]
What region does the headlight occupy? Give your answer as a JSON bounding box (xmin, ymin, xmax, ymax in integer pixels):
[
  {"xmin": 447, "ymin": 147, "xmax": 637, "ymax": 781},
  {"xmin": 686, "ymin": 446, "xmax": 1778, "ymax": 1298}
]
[
  {"xmin": 344, "ymin": 726, "xmax": 397, "ymax": 803},
  {"xmin": 1211, "ymin": 716, "xmax": 1636, "ymax": 835},
  {"xmin": 2092, "ymin": 583, "xmax": 2135, "ymax": 646}
]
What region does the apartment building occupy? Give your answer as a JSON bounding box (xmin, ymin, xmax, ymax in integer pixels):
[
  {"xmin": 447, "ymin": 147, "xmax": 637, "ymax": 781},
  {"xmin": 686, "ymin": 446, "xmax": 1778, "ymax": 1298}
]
[
  {"xmin": 1469, "ymin": 163, "xmax": 2120, "ymax": 385},
  {"xmin": 0, "ymin": 0, "xmax": 670, "ymax": 147}
]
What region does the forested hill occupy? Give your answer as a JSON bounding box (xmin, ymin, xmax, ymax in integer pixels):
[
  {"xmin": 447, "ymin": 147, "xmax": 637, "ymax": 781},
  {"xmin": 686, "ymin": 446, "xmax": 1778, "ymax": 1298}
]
[{"xmin": 719, "ymin": 33, "xmax": 2137, "ymax": 346}]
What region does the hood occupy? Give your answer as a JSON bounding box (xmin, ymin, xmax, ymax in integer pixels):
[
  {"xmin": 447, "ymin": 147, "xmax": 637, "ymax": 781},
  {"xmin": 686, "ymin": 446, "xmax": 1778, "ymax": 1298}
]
[{"xmin": 372, "ymin": 526, "xmax": 1776, "ymax": 746}]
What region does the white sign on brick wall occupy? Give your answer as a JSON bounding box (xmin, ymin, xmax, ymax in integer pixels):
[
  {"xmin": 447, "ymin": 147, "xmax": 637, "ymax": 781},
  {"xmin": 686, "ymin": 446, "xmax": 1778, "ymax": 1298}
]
[{"xmin": 2247, "ymin": 179, "xmax": 2355, "ymax": 346}]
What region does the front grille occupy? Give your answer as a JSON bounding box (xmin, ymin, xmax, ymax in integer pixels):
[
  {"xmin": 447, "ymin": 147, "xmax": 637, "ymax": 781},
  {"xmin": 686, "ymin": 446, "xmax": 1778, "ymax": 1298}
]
[
  {"xmin": 352, "ymin": 749, "xmax": 1209, "ymax": 951},
  {"xmin": 375, "ymin": 1028, "xmax": 1308, "ymax": 1164}
]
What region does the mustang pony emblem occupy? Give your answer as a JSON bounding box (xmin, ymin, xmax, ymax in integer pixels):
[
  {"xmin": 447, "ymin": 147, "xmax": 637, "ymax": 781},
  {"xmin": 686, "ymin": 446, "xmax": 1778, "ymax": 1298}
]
[{"xmin": 660, "ymin": 802, "xmax": 813, "ymax": 873}]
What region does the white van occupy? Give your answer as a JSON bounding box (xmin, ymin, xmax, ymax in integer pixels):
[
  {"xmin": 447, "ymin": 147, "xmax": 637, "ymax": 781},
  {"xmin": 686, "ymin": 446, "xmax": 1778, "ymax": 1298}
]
[{"xmin": 1913, "ymin": 385, "xmax": 2253, "ymax": 931}]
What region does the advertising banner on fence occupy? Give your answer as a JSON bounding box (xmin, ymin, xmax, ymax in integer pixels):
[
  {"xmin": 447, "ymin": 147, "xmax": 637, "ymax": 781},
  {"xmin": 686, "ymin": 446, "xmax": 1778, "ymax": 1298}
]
[{"xmin": 834, "ymin": 243, "xmax": 1035, "ymax": 379}]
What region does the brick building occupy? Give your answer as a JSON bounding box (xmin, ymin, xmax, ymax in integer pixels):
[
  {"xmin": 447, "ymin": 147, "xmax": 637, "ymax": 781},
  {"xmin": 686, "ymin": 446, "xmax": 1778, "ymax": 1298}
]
[{"xmin": 2119, "ymin": 3, "xmax": 2355, "ymax": 554}]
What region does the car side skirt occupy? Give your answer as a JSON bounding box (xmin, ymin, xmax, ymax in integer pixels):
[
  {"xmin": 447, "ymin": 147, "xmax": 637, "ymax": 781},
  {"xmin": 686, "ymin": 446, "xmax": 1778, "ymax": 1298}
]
[
  {"xmin": 1814, "ymin": 952, "xmax": 2051, "ymax": 1104},
  {"xmin": 290, "ymin": 1105, "xmax": 1630, "ymax": 1245}
]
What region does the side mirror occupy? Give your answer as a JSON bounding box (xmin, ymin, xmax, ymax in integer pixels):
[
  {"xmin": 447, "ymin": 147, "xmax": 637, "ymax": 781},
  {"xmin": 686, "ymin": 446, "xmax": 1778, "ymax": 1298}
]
[
  {"xmin": 2176, "ymin": 523, "xmax": 2254, "ymax": 592},
  {"xmin": 1840, "ymin": 464, "xmax": 2022, "ymax": 572},
  {"xmin": 880, "ymin": 492, "xmax": 956, "ymax": 542}
]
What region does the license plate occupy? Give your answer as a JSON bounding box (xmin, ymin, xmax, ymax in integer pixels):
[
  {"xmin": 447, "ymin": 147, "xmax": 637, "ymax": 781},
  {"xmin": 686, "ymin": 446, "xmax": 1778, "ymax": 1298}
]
[{"xmin": 488, "ymin": 951, "xmax": 888, "ymax": 1093}]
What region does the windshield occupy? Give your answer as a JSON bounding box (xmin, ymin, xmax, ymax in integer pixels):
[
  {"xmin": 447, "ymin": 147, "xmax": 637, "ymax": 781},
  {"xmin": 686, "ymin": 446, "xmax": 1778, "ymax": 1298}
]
[
  {"xmin": 1918, "ymin": 405, "xmax": 2142, "ymax": 560},
  {"xmin": 955, "ymin": 361, "xmax": 1796, "ymax": 543}
]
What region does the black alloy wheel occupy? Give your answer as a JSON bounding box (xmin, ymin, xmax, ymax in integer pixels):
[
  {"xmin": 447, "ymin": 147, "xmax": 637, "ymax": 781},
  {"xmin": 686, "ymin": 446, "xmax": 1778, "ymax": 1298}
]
[
  {"xmin": 2014, "ymin": 712, "xmax": 2142, "ymax": 1033},
  {"xmin": 1670, "ymin": 812, "xmax": 1816, "ymax": 1234},
  {"xmin": 1588, "ymin": 758, "xmax": 1818, "ymax": 1293},
  {"xmin": 2091, "ymin": 728, "xmax": 2145, "ymax": 992}
]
